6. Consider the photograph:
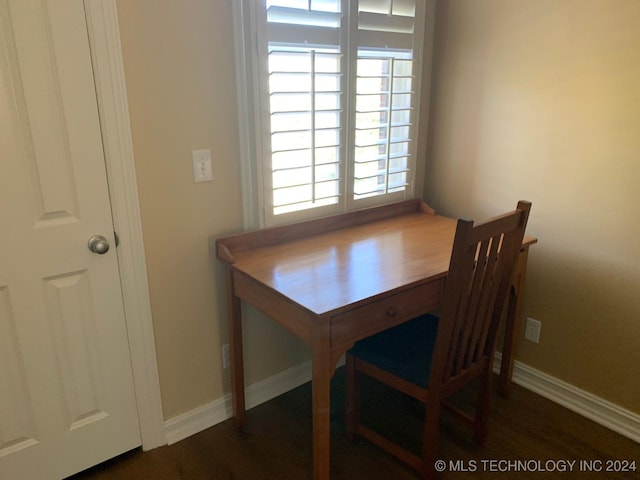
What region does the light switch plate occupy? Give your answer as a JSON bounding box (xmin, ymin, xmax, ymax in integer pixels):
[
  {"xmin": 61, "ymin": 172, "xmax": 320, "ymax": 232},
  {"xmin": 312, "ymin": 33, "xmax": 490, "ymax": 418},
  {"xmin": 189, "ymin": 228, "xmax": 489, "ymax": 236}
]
[{"xmin": 192, "ymin": 149, "xmax": 213, "ymax": 183}]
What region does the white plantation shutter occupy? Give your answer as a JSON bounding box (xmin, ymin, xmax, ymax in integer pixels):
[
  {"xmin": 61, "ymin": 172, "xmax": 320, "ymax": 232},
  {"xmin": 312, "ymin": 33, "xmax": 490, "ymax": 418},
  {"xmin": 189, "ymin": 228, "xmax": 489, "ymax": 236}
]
[
  {"xmin": 264, "ymin": 0, "xmax": 345, "ymax": 217},
  {"xmin": 353, "ymin": 54, "xmax": 413, "ymax": 198},
  {"xmin": 269, "ymin": 49, "xmax": 343, "ymax": 215},
  {"xmin": 353, "ymin": 0, "xmax": 418, "ymax": 199},
  {"xmin": 358, "ymin": 0, "xmax": 416, "ymax": 44},
  {"xmin": 234, "ymin": 0, "xmax": 428, "ymax": 226}
]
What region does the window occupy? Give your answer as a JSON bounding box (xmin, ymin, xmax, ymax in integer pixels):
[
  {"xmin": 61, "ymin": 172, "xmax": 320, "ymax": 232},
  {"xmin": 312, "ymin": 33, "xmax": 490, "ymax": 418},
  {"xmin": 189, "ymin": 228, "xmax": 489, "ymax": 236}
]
[{"xmin": 233, "ymin": 0, "xmax": 429, "ymax": 227}]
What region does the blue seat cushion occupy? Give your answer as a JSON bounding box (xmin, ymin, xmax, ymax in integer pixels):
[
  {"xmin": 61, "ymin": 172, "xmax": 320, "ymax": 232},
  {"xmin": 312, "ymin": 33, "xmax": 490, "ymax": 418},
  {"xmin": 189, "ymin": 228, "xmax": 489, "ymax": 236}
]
[{"xmin": 348, "ymin": 314, "xmax": 439, "ymax": 389}]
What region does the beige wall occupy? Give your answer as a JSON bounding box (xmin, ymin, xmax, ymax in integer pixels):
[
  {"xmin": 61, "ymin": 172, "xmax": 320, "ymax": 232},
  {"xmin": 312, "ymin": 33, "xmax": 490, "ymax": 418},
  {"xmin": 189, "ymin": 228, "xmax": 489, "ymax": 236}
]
[
  {"xmin": 116, "ymin": 0, "xmax": 308, "ymax": 420},
  {"xmin": 425, "ymin": 0, "xmax": 640, "ymax": 413}
]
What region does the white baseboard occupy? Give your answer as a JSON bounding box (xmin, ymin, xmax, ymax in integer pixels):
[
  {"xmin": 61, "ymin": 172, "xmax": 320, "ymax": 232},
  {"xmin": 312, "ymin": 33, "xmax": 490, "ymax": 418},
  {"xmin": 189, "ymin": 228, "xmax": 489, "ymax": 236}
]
[
  {"xmin": 165, "ymin": 356, "xmax": 640, "ymax": 447},
  {"xmin": 494, "ymin": 353, "xmax": 640, "ymax": 444},
  {"xmin": 164, "ymin": 361, "xmax": 312, "ymax": 445}
]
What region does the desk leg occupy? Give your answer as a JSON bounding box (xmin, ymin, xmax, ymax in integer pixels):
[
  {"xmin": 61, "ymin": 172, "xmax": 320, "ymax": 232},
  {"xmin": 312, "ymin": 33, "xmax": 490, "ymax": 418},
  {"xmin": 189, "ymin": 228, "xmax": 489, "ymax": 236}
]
[
  {"xmin": 499, "ymin": 247, "xmax": 530, "ymax": 398},
  {"xmin": 227, "ymin": 268, "xmax": 246, "ymax": 429},
  {"xmin": 311, "ymin": 338, "xmax": 332, "ymax": 480}
]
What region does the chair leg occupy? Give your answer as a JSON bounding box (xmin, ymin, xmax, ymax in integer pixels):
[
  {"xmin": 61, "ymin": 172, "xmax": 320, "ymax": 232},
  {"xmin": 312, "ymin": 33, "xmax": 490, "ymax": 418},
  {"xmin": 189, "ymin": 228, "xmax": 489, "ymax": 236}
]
[
  {"xmin": 421, "ymin": 397, "xmax": 441, "ymax": 480},
  {"xmin": 345, "ymin": 353, "xmax": 358, "ymax": 442},
  {"xmin": 473, "ymin": 370, "xmax": 493, "ymax": 446}
]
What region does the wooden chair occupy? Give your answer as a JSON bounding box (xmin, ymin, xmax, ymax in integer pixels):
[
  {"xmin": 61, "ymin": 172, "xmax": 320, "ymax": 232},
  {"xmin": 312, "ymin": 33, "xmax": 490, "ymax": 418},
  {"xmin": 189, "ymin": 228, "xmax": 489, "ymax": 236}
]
[{"xmin": 345, "ymin": 201, "xmax": 532, "ymax": 479}]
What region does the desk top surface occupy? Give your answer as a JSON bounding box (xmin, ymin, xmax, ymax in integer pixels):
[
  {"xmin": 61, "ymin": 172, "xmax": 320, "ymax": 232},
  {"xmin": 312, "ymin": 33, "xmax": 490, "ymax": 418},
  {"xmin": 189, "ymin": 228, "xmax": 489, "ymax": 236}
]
[
  {"xmin": 227, "ymin": 211, "xmax": 457, "ymax": 315},
  {"xmin": 217, "ymin": 201, "xmax": 536, "ymax": 316}
]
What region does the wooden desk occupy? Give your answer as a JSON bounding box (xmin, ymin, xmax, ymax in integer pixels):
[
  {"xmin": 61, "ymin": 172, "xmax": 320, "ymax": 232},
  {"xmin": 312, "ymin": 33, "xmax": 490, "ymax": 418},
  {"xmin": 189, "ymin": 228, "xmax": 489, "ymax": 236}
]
[{"xmin": 216, "ymin": 199, "xmax": 536, "ymax": 480}]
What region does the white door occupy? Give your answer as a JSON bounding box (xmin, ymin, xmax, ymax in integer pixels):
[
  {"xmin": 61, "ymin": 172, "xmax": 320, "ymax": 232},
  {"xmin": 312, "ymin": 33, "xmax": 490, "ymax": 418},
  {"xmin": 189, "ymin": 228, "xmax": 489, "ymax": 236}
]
[{"xmin": 0, "ymin": 1, "xmax": 141, "ymax": 479}]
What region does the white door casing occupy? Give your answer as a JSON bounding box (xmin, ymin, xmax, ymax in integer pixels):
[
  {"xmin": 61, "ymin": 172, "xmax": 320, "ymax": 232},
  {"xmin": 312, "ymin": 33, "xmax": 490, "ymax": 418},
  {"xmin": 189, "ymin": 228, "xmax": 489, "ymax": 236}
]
[
  {"xmin": 0, "ymin": 0, "xmax": 164, "ymax": 478},
  {"xmin": 83, "ymin": 0, "xmax": 165, "ymax": 452}
]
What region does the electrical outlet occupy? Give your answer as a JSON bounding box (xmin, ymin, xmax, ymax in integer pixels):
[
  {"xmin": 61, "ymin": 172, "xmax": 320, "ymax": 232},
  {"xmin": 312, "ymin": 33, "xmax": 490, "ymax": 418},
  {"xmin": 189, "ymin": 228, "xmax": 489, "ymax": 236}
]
[
  {"xmin": 524, "ymin": 317, "xmax": 541, "ymax": 344},
  {"xmin": 222, "ymin": 344, "xmax": 230, "ymax": 369},
  {"xmin": 192, "ymin": 149, "xmax": 213, "ymax": 183}
]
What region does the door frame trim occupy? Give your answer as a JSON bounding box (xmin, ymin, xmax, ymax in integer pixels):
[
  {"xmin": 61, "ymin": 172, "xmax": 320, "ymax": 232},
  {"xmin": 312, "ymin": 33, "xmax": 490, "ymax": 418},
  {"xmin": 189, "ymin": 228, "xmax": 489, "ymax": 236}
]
[{"xmin": 85, "ymin": 0, "xmax": 165, "ymax": 449}]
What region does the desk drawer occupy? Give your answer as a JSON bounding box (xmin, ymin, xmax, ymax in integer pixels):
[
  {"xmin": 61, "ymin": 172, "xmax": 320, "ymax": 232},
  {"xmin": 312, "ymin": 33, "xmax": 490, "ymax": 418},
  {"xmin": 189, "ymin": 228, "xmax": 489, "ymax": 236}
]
[{"xmin": 330, "ymin": 280, "xmax": 443, "ymax": 349}]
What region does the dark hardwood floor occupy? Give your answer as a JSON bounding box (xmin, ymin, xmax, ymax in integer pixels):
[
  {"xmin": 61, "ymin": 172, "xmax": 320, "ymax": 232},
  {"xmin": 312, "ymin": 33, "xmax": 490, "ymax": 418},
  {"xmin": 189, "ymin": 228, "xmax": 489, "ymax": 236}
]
[{"xmin": 69, "ymin": 368, "xmax": 638, "ymax": 479}]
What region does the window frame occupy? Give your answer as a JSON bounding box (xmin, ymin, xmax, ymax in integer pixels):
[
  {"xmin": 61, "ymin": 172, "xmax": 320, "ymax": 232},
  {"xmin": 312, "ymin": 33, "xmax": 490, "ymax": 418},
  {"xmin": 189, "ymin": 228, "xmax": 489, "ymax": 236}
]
[{"xmin": 233, "ymin": 0, "xmax": 433, "ymax": 229}]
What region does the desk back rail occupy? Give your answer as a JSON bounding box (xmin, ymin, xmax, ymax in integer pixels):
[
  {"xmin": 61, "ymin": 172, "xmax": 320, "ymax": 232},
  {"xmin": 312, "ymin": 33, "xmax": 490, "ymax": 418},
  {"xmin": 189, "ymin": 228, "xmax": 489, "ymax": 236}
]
[{"xmin": 216, "ymin": 199, "xmax": 435, "ymax": 263}]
